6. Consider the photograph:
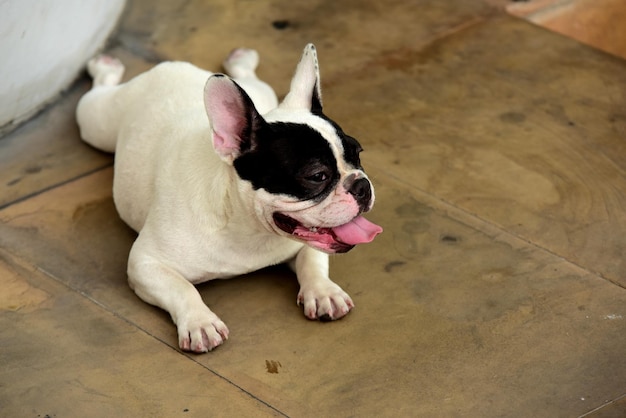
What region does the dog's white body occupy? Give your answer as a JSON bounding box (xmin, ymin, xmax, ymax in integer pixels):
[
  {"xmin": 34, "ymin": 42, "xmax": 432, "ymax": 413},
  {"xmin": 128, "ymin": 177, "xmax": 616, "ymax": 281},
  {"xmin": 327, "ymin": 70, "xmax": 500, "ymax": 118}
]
[
  {"xmin": 76, "ymin": 46, "xmax": 380, "ymax": 352},
  {"xmin": 80, "ymin": 60, "xmax": 299, "ymax": 278}
]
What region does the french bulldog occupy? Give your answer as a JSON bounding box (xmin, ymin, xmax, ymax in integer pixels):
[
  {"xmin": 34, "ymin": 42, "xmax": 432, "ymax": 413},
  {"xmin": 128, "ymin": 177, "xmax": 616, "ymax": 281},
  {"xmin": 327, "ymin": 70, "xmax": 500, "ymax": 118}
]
[{"xmin": 76, "ymin": 44, "xmax": 382, "ymax": 353}]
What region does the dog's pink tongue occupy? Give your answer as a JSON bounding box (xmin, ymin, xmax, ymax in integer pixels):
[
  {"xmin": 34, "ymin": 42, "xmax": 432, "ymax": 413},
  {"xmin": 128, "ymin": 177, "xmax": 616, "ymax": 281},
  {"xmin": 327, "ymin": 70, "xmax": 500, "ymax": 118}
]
[{"xmin": 332, "ymin": 216, "xmax": 383, "ymax": 245}]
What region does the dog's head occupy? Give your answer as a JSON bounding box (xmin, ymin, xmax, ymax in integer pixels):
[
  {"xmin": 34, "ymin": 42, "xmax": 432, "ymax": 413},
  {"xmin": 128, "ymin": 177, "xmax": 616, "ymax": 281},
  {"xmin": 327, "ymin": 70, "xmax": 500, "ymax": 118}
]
[{"xmin": 203, "ymin": 44, "xmax": 382, "ymax": 253}]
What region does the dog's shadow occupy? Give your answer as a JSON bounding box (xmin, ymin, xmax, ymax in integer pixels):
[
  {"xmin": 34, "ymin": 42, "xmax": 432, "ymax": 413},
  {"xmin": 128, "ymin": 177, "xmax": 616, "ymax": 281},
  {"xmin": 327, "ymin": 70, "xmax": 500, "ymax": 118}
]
[{"xmin": 197, "ymin": 264, "xmax": 300, "ymax": 319}]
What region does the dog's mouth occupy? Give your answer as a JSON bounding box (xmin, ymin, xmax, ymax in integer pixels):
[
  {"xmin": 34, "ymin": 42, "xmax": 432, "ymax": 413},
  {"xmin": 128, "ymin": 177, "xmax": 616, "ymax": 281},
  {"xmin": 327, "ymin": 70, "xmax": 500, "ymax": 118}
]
[{"xmin": 273, "ymin": 213, "xmax": 382, "ymax": 253}]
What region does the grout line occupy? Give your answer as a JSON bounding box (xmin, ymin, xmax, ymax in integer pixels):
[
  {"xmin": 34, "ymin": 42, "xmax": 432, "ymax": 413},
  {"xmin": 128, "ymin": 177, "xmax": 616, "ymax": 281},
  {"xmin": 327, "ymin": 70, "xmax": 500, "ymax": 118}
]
[
  {"xmin": 578, "ymin": 393, "xmax": 626, "ymax": 418},
  {"xmin": 174, "ymin": 353, "xmax": 291, "ymax": 418},
  {"xmin": 0, "ymin": 162, "xmax": 114, "ymax": 211},
  {"xmin": 372, "ymin": 167, "xmax": 626, "ymax": 291}
]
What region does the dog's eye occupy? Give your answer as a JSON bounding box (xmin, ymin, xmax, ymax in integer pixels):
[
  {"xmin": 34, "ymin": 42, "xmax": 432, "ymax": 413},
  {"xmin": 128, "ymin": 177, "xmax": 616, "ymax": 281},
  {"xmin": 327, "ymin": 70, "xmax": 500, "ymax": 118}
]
[
  {"xmin": 300, "ymin": 164, "xmax": 334, "ymax": 196},
  {"xmin": 306, "ymin": 172, "xmax": 328, "ymax": 183}
]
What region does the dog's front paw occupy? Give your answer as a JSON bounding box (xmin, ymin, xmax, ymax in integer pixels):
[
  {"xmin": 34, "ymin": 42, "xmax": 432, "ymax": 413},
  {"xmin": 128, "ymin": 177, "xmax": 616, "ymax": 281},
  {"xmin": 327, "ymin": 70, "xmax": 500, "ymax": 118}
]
[
  {"xmin": 177, "ymin": 308, "xmax": 229, "ymax": 353},
  {"xmin": 297, "ymin": 280, "xmax": 354, "ymax": 321}
]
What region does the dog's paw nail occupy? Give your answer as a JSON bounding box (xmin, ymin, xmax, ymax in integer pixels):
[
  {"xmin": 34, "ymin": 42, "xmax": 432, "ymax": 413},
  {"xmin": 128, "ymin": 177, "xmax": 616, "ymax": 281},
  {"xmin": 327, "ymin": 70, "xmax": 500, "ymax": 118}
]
[
  {"xmin": 319, "ymin": 313, "xmax": 333, "ymax": 322},
  {"xmin": 194, "ymin": 343, "xmax": 208, "ymax": 353},
  {"xmin": 180, "ymin": 338, "xmax": 191, "ymax": 351}
]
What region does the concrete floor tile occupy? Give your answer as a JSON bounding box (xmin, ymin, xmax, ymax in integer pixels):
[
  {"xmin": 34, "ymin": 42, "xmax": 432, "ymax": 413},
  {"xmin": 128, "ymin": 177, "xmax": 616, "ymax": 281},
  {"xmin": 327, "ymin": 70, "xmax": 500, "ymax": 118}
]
[
  {"xmin": 0, "ymin": 82, "xmax": 112, "ymax": 209},
  {"xmin": 1, "ymin": 166, "xmax": 625, "ymax": 416},
  {"xmin": 119, "ymin": 0, "xmax": 496, "ymax": 93},
  {"xmin": 0, "ymin": 168, "xmax": 177, "ymax": 344},
  {"xmin": 323, "ymin": 16, "xmax": 626, "ymax": 287},
  {"xmin": 198, "ymin": 170, "xmax": 626, "ymax": 417},
  {"xmin": 0, "ymin": 252, "xmax": 282, "ymax": 417}
]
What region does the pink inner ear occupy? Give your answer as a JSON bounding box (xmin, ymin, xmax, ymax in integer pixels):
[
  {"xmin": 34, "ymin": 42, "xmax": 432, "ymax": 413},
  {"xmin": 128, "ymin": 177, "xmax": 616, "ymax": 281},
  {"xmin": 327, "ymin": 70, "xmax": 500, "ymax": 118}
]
[
  {"xmin": 204, "ymin": 77, "xmax": 248, "ymax": 159},
  {"xmin": 212, "ymin": 131, "xmax": 240, "ymax": 156}
]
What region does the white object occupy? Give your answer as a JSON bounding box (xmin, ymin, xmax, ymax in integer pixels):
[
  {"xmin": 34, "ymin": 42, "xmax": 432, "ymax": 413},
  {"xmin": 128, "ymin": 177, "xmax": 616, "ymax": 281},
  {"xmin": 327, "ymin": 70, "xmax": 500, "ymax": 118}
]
[{"xmin": 0, "ymin": 0, "xmax": 126, "ymax": 133}]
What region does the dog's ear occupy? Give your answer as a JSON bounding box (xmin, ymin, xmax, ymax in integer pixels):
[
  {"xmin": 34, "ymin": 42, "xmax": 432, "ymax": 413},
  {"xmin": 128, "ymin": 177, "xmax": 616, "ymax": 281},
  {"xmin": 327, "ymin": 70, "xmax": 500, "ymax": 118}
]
[
  {"xmin": 279, "ymin": 43, "xmax": 323, "ymax": 114},
  {"xmin": 204, "ymin": 74, "xmax": 264, "ymax": 163}
]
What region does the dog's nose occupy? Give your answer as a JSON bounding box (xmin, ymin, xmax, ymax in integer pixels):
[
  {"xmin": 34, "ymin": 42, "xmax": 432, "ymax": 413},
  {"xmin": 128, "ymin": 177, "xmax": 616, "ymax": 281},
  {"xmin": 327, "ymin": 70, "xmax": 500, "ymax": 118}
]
[{"xmin": 348, "ymin": 177, "xmax": 372, "ymax": 212}]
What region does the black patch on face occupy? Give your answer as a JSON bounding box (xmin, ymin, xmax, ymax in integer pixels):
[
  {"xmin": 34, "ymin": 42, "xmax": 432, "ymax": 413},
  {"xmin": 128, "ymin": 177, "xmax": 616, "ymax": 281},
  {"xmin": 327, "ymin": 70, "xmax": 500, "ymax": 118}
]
[
  {"xmin": 315, "ymin": 113, "xmax": 363, "ymax": 170},
  {"xmin": 233, "ymin": 122, "xmax": 339, "ymax": 201}
]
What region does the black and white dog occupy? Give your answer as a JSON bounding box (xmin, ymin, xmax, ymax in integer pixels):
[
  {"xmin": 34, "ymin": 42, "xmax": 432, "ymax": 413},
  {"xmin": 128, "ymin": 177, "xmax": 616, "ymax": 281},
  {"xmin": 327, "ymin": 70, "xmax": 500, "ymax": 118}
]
[{"xmin": 76, "ymin": 44, "xmax": 382, "ymax": 353}]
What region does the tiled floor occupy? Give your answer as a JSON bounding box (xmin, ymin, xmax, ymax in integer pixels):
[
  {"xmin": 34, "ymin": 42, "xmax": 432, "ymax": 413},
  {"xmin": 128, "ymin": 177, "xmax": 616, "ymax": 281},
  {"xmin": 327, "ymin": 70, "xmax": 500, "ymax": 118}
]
[{"xmin": 2, "ymin": 0, "xmax": 626, "ymax": 417}]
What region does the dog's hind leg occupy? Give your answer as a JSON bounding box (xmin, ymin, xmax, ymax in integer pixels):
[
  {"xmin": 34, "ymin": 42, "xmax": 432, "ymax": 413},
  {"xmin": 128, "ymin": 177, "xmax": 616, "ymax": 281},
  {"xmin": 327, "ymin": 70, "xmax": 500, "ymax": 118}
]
[
  {"xmin": 76, "ymin": 55, "xmax": 126, "ymax": 153},
  {"xmin": 222, "ymin": 48, "xmax": 278, "ymax": 114}
]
